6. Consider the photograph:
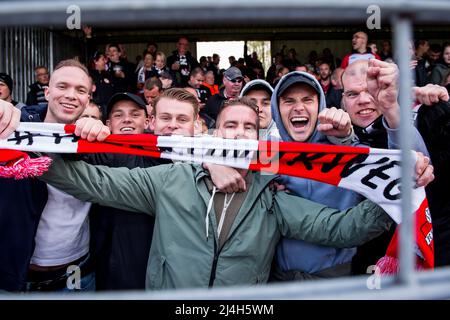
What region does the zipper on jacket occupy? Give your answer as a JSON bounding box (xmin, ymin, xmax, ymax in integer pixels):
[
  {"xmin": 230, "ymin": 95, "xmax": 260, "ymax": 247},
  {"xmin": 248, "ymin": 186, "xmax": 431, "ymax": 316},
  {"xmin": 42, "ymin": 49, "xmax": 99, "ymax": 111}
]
[
  {"xmin": 208, "ymin": 176, "xmax": 276, "ymax": 287},
  {"xmin": 208, "ymin": 236, "xmax": 219, "ymax": 287}
]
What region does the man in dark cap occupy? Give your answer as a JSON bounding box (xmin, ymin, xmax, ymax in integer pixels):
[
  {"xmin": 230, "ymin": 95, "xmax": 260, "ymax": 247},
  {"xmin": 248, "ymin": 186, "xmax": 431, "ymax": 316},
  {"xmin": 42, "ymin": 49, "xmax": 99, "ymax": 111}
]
[
  {"xmin": 0, "ymin": 73, "xmax": 25, "ymax": 109},
  {"xmin": 202, "ymin": 66, "xmax": 244, "ymax": 124}
]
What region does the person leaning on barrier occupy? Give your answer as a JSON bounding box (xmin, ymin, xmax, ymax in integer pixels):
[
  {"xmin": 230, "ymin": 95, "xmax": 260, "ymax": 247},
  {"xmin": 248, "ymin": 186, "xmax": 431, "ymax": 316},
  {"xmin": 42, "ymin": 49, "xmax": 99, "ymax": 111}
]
[{"xmin": 32, "ymin": 97, "xmax": 401, "ymax": 290}]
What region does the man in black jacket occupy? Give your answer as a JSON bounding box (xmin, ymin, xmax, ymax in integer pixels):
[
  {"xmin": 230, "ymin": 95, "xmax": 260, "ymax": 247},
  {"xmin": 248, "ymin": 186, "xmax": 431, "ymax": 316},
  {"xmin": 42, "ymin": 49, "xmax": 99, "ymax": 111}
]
[
  {"xmin": 166, "ymin": 37, "xmax": 199, "ymax": 87},
  {"xmin": 86, "ymin": 92, "xmax": 171, "ymax": 290}
]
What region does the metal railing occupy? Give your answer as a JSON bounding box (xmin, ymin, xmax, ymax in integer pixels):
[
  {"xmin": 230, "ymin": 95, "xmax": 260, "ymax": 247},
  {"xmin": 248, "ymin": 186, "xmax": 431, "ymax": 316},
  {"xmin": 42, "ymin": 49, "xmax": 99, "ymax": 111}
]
[{"xmin": 0, "ymin": 27, "xmax": 52, "ymax": 103}]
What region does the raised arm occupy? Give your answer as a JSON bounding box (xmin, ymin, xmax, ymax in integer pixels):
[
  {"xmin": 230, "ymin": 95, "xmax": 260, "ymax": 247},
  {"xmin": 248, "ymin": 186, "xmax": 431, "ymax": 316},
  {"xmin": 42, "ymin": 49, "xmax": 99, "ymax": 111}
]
[{"xmin": 40, "ymin": 155, "xmax": 170, "ymax": 216}]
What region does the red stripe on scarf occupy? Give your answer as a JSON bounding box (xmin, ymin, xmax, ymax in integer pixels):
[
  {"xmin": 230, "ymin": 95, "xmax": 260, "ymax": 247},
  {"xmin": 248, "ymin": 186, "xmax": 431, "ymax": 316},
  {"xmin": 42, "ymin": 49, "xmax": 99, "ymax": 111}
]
[
  {"xmin": 250, "ymin": 140, "xmax": 370, "ymax": 186},
  {"xmin": 377, "ymin": 197, "xmax": 434, "ymax": 273}
]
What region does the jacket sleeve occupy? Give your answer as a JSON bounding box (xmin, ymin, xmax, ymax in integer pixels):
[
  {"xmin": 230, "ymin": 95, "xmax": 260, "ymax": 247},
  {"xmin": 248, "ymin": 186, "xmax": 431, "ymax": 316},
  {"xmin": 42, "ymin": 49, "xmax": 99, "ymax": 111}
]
[
  {"xmin": 274, "ymin": 193, "xmax": 393, "ymax": 248},
  {"xmin": 383, "ymin": 117, "xmax": 430, "ymax": 156},
  {"xmin": 40, "ymin": 155, "xmax": 170, "ymax": 216}
]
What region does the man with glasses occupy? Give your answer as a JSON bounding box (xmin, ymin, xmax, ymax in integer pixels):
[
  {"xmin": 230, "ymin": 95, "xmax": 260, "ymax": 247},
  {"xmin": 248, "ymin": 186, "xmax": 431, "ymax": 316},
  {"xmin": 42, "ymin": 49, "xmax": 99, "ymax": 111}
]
[
  {"xmin": 202, "ymin": 66, "xmax": 244, "ymax": 123},
  {"xmin": 166, "ymin": 36, "xmax": 199, "ymax": 87}
]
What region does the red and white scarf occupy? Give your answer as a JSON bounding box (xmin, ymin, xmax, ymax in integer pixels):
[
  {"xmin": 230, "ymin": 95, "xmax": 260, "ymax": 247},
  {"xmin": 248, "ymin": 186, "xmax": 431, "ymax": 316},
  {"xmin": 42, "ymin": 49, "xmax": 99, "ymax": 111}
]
[{"xmin": 0, "ymin": 123, "xmax": 434, "ymax": 272}]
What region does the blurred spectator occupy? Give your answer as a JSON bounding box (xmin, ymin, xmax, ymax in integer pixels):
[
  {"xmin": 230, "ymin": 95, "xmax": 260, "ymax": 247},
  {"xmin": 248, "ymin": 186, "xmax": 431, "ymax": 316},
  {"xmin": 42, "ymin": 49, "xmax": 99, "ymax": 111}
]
[
  {"xmin": 379, "ymin": 40, "xmax": 393, "ymax": 61},
  {"xmin": 26, "ymin": 66, "xmax": 49, "ymax": 106},
  {"xmin": 159, "ymin": 71, "xmax": 174, "ymax": 89}
]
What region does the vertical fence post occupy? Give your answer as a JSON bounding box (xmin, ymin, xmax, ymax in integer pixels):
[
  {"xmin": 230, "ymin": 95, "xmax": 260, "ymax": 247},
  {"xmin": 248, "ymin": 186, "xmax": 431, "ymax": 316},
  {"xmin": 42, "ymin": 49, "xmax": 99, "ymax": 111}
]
[
  {"xmin": 49, "ymin": 29, "xmax": 54, "ymax": 72},
  {"xmin": 393, "ymin": 14, "xmax": 416, "ymax": 286}
]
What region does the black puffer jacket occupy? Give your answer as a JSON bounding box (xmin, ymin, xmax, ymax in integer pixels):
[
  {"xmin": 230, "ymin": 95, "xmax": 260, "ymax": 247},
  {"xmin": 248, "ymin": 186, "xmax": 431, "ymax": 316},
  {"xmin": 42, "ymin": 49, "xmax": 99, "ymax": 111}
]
[{"xmin": 416, "ymin": 101, "xmax": 450, "ymax": 267}]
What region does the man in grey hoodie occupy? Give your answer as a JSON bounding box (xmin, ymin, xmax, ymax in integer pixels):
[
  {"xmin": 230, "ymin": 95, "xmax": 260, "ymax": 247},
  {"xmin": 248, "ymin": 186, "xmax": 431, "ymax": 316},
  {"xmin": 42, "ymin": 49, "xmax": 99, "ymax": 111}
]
[{"xmin": 270, "ymin": 70, "xmax": 432, "ymax": 281}]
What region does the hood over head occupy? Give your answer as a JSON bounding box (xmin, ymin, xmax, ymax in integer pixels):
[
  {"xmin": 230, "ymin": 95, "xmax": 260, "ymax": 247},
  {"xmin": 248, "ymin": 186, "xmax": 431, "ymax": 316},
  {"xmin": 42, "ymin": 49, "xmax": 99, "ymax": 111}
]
[{"xmin": 271, "ymin": 71, "xmax": 327, "ymax": 143}]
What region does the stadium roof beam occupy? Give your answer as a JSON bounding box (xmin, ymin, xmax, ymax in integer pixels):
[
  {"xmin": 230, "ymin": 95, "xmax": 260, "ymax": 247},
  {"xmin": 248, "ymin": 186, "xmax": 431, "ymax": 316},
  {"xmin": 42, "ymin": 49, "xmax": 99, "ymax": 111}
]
[{"xmin": 0, "ymin": 0, "xmax": 450, "ymax": 27}]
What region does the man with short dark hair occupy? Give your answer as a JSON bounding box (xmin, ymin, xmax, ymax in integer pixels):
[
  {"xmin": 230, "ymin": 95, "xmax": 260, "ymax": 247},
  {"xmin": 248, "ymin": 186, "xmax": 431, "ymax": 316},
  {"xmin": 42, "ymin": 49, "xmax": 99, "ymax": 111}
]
[
  {"xmin": 186, "ymin": 67, "xmax": 212, "ymax": 107},
  {"xmin": 240, "ymin": 79, "xmax": 279, "ymax": 139},
  {"xmin": 425, "ymin": 43, "xmax": 442, "ymax": 75},
  {"xmin": 107, "ymin": 43, "xmax": 135, "ymax": 93},
  {"xmin": 207, "ymin": 53, "xmax": 222, "ymax": 85}
]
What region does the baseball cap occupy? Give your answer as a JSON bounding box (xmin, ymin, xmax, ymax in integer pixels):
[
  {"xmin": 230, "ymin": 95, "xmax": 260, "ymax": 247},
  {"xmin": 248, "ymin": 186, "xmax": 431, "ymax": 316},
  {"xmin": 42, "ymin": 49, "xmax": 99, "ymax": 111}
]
[
  {"xmin": 106, "ymin": 92, "xmax": 148, "ymax": 118},
  {"xmin": 276, "ymin": 72, "xmax": 321, "ymax": 98},
  {"xmin": 0, "ymin": 73, "xmax": 13, "ymax": 92},
  {"xmin": 245, "ymin": 83, "xmax": 272, "ymax": 96},
  {"xmin": 224, "ymin": 67, "xmax": 243, "ymax": 81}
]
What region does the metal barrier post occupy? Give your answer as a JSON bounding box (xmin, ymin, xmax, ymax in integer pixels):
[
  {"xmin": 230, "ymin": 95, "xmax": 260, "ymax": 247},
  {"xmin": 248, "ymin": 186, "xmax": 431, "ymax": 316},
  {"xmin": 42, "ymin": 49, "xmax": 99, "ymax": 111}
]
[{"xmin": 393, "ymin": 14, "xmax": 416, "ymax": 286}]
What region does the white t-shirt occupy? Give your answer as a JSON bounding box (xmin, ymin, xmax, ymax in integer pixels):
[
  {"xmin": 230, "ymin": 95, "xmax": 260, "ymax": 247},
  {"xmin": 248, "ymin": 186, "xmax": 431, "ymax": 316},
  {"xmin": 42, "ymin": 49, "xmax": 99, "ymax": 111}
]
[{"xmin": 30, "ymin": 184, "xmax": 91, "ymax": 266}]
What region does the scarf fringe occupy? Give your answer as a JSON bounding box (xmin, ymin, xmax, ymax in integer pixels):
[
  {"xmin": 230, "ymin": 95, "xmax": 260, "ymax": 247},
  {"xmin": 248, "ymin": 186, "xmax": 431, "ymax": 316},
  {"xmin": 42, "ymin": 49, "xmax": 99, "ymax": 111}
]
[{"xmin": 376, "ymin": 255, "xmax": 427, "ymax": 275}]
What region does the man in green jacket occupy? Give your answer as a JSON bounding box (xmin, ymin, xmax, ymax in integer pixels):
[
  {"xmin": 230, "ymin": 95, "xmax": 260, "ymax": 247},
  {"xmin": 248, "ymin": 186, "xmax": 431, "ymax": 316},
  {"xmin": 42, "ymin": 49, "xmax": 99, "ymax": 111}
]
[{"xmin": 40, "ymin": 97, "xmax": 394, "ymax": 290}]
